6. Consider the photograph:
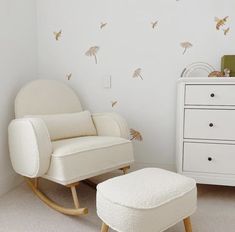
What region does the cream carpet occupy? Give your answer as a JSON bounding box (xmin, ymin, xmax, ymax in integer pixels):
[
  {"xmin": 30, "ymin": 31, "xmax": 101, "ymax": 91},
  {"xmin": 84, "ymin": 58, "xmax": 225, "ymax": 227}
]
[{"xmin": 1, "ymin": 178, "xmax": 235, "ymax": 232}]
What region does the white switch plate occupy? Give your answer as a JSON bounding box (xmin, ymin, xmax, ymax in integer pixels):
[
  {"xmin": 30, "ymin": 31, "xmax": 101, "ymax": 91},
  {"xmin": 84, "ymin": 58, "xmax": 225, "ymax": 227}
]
[{"xmin": 103, "ymin": 75, "xmax": 112, "ymax": 89}]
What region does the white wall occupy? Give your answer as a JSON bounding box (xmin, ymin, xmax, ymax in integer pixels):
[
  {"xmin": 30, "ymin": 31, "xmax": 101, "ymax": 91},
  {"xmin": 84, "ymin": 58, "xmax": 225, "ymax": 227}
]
[
  {"xmin": 0, "ymin": 0, "xmax": 37, "ymax": 196},
  {"xmin": 36, "ymin": 0, "xmax": 235, "ymax": 171}
]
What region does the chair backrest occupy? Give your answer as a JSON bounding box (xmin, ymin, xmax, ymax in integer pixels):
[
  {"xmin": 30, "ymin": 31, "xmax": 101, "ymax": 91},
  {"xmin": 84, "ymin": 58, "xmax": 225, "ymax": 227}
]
[{"xmin": 15, "ymin": 79, "xmax": 82, "ymax": 118}]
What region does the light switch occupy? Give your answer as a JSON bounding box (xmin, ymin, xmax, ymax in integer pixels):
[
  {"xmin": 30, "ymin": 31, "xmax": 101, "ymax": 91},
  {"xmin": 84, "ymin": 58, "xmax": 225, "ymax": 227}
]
[{"xmin": 103, "ymin": 75, "xmax": 112, "ymax": 89}]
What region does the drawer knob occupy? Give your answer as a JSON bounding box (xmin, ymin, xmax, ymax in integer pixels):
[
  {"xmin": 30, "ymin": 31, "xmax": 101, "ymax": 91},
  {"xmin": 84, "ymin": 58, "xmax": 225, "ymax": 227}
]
[
  {"xmin": 210, "ymin": 93, "xmax": 215, "ymax": 97},
  {"xmin": 208, "ymin": 157, "xmax": 213, "ymax": 161},
  {"xmin": 209, "ymin": 123, "xmax": 214, "ymax": 127}
]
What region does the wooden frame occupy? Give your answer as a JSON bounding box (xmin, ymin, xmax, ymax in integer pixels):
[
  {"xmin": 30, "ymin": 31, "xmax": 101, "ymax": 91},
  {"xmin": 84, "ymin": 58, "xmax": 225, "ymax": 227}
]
[
  {"xmin": 183, "ymin": 217, "xmax": 193, "ymax": 232},
  {"xmin": 26, "ymin": 178, "xmax": 88, "ymax": 216},
  {"xmin": 120, "ymin": 166, "xmax": 130, "ymax": 175},
  {"xmin": 100, "ymin": 217, "xmax": 193, "ymax": 232},
  {"xmin": 25, "ymin": 166, "xmax": 130, "ymax": 217},
  {"xmin": 101, "ymin": 222, "xmax": 109, "ymax": 232}
]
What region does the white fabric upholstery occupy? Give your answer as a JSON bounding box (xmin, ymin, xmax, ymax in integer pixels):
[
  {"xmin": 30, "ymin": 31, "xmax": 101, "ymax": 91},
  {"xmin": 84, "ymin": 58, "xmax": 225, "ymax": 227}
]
[
  {"xmin": 15, "ymin": 79, "xmax": 82, "ymax": 118},
  {"xmin": 44, "ymin": 136, "xmax": 134, "ymax": 185},
  {"xmin": 26, "ymin": 111, "xmax": 97, "ymax": 141},
  {"xmin": 97, "ymin": 168, "xmax": 197, "ymax": 232},
  {"xmin": 92, "ymin": 113, "xmax": 130, "ymax": 139},
  {"xmin": 8, "ymin": 118, "xmax": 52, "ymax": 177},
  {"xmin": 9, "ymin": 79, "xmax": 134, "ymax": 184}
]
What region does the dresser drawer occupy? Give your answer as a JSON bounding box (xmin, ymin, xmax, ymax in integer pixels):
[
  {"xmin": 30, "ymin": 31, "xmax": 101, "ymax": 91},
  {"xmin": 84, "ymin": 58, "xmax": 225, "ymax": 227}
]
[
  {"xmin": 184, "ymin": 109, "xmax": 235, "ymax": 140},
  {"xmin": 185, "ymin": 85, "xmax": 235, "ymax": 106},
  {"xmin": 183, "ymin": 142, "xmax": 235, "ymax": 174}
]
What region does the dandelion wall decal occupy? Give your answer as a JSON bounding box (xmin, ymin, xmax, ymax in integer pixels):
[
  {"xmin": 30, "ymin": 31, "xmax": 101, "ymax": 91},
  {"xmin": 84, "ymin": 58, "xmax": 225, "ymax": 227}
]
[
  {"xmin": 223, "ymin": 27, "xmax": 230, "ymax": 36},
  {"xmin": 151, "ymin": 21, "xmax": 158, "ymax": 29},
  {"xmin": 66, "ymin": 73, "xmax": 72, "ymax": 80},
  {"xmin": 53, "ymin": 30, "xmax": 62, "ymax": 41},
  {"xmin": 133, "ymin": 68, "xmax": 143, "ymax": 80},
  {"xmin": 130, "ymin": 129, "xmax": 143, "ymax": 141},
  {"xmin": 215, "ymin": 16, "xmax": 229, "ymax": 30},
  {"xmin": 100, "ymin": 22, "xmax": 107, "ymax": 29},
  {"xmin": 180, "ymin": 42, "xmax": 193, "ymax": 55},
  {"xmin": 111, "ymin": 101, "xmax": 118, "ymax": 107},
  {"xmin": 85, "ymin": 46, "xmax": 100, "ymax": 64}
]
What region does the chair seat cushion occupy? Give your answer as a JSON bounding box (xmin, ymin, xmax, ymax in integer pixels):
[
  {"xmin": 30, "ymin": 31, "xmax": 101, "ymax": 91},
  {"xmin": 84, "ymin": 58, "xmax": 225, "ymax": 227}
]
[
  {"xmin": 97, "ymin": 168, "xmax": 197, "ymax": 232},
  {"xmin": 43, "ymin": 136, "xmax": 134, "ymax": 185}
]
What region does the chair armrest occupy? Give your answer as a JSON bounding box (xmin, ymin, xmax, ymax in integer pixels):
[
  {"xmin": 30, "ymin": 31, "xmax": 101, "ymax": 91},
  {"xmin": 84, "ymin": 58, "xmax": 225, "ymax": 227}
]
[
  {"xmin": 92, "ymin": 113, "xmax": 130, "ymax": 139},
  {"xmin": 8, "ymin": 118, "xmax": 52, "ymax": 178}
]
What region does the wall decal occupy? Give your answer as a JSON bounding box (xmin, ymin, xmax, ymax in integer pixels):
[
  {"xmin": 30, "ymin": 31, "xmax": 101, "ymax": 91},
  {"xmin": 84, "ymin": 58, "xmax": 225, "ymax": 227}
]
[
  {"xmin": 85, "ymin": 46, "xmax": 100, "ymax": 64},
  {"xmin": 111, "ymin": 101, "xmax": 118, "ymax": 107},
  {"xmin": 133, "ymin": 68, "xmax": 143, "ymax": 80},
  {"xmin": 151, "ymin": 21, "xmax": 158, "ymax": 29},
  {"xmin": 53, "ymin": 30, "xmax": 62, "ymax": 41},
  {"xmin": 130, "ymin": 129, "xmax": 143, "ymax": 141},
  {"xmin": 223, "ymin": 27, "xmax": 230, "ymax": 36},
  {"xmin": 180, "ymin": 42, "xmax": 193, "ymax": 55},
  {"xmin": 215, "ymin": 16, "xmax": 229, "ymax": 30},
  {"xmin": 66, "ymin": 73, "xmax": 72, "ymax": 80},
  {"xmin": 100, "ymin": 22, "xmax": 107, "ymax": 29}
]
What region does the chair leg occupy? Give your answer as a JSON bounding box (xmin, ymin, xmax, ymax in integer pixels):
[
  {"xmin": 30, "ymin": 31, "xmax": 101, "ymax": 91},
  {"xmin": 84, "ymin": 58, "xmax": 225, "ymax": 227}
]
[
  {"xmin": 120, "ymin": 166, "xmax": 130, "ymax": 175},
  {"xmin": 183, "ymin": 217, "xmax": 192, "ymax": 232},
  {"xmin": 70, "ymin": 184, "xmax": 80, "ymax": 208},
  {"xmin": 101, "ymin": 222, "xmax": 109, "ymax": 232},
  {"xmin": 34, "ymin": 178, "xmax": 39, "ymax": 189}
]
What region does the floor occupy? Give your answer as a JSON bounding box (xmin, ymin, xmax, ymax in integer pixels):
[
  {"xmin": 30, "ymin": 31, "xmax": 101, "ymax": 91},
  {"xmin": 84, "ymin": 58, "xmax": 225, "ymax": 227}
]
[{"xmin": 1, "ymin": 178, "xmax": 235, "ymax": 232}]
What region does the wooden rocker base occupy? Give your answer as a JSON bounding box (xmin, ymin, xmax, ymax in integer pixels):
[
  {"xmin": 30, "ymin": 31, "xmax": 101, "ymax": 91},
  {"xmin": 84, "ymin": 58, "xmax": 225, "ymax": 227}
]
[
  {"xmin": 83, "ymin": 166, "xmax": 131, "ymax": 190},
  {"xmin": 120, "ymin": 166, "xmax": 130, "ymax": 175},
  {"xmin": 26, "ymin": 178, "xmax": 88, "ymax": 216}
]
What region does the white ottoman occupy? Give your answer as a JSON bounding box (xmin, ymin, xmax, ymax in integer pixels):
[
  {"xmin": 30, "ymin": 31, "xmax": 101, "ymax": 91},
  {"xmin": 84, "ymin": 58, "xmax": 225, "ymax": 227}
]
[{"xmin": 97, "ymin": 168, "xmax": 197, "ymax": 232}]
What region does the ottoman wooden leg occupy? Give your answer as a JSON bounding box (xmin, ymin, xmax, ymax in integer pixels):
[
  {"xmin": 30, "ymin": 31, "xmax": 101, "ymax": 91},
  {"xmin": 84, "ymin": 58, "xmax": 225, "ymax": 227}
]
[
  {"xmin": 101, "ymin": 222, "xmax": 109, "ymax": 232},
  {"xmin": 183, "ymin": 217, "xmax": 192, "ymax": 232}
]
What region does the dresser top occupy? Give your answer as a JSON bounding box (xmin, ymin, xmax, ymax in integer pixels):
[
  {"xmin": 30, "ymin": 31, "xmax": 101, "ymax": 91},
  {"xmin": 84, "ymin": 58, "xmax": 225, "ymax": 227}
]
[{"xmin": 178, "ymin": 77, "xmax": 235, "ymax": 84}]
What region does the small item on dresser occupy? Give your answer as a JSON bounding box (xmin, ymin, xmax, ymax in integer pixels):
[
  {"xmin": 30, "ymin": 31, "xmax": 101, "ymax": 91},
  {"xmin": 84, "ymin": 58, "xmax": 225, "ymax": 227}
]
[
  {"xmin": 181, "ymin": 62, "xmax": 215, "ymax": 77},
  {"xmin": 221, "ymin": 55, "xmax": 235, "ymax": 77},
  {"xmin": 224, "ymin": 68, "xmax": 231, "ymax": 77},
  {"xmin": 208, "ymin": 71, "xmax": 224, "ymax": 77}
]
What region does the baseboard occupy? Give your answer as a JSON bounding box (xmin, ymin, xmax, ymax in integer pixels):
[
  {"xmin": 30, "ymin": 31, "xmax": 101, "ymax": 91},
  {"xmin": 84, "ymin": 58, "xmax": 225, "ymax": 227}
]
[
  {"xmin": 0, "ymin": 172, "xmax": 23, "ymax": 197},
  {"xmin": 131, "ymin": 162, "xmax": 176, "ymax": 172}
]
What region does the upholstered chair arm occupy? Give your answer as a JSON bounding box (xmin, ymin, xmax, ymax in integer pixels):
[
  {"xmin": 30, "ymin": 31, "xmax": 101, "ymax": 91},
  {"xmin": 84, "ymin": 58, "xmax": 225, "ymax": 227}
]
[
  {"xmin": 8, "ymin": 118, "xmax": 52, "ymax": 178},
  {"xmin": 92, "ymin": 113, "xmax": 130, "ymax": 139}
]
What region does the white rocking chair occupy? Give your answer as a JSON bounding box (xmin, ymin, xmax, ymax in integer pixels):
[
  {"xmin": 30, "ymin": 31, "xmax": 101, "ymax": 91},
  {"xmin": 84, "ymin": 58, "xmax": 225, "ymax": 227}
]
[{"xmin": 8, "ymin": 79, "xmax": 134, "ymax": 216}]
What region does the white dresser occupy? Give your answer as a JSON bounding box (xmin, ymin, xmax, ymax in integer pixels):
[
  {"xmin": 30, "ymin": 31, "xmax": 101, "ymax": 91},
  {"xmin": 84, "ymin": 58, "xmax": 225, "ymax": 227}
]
[{"xmin": 176, "ymin": 78, "xmax": 235, "ymax": 186}]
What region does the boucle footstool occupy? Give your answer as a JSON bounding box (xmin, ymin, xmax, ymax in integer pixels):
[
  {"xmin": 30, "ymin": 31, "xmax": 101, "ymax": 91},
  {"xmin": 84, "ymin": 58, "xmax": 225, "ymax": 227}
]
[{"xmin": 97, "ymin": 168, "xmax": 197, "ymax": 232}]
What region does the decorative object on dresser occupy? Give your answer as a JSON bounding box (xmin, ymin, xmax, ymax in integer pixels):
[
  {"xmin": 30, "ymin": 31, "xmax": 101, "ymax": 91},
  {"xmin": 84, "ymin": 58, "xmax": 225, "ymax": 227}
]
[
  {"xmin": 208, "ymin": 71, "xmax": 224, "ymax": 77},
  {"xmin": 221, "ymin": 55, "xmax": 235, "ymax": 77},
  {"xmin": 176, "ymin": 77, "xmax": 235, "ymax": 186},
  {"xmin": 181, "ymin": 62, "xmax": 215, "ymax": 78}
]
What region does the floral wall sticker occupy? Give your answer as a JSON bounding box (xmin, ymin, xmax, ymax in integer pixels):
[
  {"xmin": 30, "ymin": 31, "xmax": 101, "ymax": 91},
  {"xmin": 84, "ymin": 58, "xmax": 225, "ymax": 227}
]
[
  {"xmin": 151, "ymin": 21, "xmax": 158, "ymax": 29},
  {"xmin": 215, "ymin": 16, "xmax": 230, "ymax": 35},
  {"xmin": 66, "ymin": 73, "xmax": 72, "ymax": 80},
  {"xmin": 100, "ymin": 22, "xmax": 107, "ymax": 29},
  {"xmin": 180, "ymin": 42, "xmax": 193, "ymax": 55},
  {"xmin": 85, "ymin": 46, "xmax": 100, "ymax": 64},
  {"xmin": 223, "ymin": 27, "xmax": 230, "ymax": 36},
  {"xmin": 111, "ymin": 101, "xmax": 118, "ymax": 107},
  {"xmin": 130, "ymin": 129, "xmax": 143, "ymax": 141},
  {"xmin": 133, "ymin": 68, "xmax": 143, "ymax": 80},
  {"xmin": 215, "ymin": 16, "xmax": 229, "ymax": 30},
  {"xmin": 53, "ymin": 30, "xmax": 62, "ymax": 41}
]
